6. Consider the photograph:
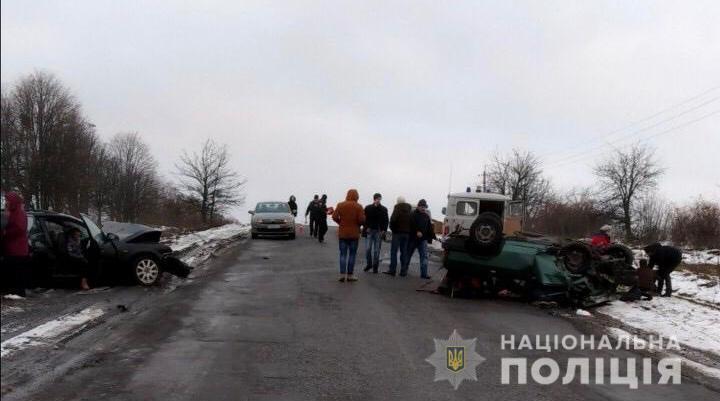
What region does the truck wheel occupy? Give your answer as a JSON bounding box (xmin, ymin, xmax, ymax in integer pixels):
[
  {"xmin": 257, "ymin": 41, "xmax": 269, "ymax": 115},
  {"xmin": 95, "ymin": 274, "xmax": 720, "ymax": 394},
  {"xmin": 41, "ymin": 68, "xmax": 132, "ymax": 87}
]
[
  {"xmin": 468, "ymin": 212, "xmax": 503, "ymax": 254},
  {"xmin": 559, "ymin": 242, "xmax": 591, "ymax": 274},
  {"xmin": 133, "ymin": 256, "xmax": 162, "ymax": 286}
]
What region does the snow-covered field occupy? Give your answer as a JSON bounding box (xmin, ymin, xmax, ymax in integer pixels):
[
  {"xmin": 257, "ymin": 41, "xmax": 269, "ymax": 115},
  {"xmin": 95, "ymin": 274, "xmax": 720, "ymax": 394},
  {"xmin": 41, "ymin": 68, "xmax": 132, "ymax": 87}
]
[
  {"xmin": 632, "ymin": 248, "xmax": 720, "ymax": 266},
  {"xmin": 598, "ymin": 298, "xmax": 720, "ymax": 356},
  {"xmin": 673, "ymin": 271, "xmax": 720, "ymax": 305}
]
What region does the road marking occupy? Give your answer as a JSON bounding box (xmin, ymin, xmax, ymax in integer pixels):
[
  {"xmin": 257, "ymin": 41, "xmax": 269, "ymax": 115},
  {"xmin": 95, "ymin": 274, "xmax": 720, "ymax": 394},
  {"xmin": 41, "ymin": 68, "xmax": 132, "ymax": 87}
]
[{"xmin": 1, "ymin": 306, "xmax": 105, "ymax": 358}]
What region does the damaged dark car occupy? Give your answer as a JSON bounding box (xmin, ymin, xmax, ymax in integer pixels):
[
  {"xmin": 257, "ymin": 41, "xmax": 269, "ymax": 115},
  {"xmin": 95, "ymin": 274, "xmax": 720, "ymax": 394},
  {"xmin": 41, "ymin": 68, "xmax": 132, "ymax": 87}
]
[{"xmin": 26, "ymin": 211, "xmax": 191, "ymax": 287}]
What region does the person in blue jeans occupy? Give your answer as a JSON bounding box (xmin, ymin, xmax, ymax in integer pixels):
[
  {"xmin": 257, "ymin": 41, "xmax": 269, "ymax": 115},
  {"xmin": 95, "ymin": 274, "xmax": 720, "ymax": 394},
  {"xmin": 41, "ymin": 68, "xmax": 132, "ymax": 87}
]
[
  {"xmin": 403, "ymin": 199, "xmax": 435, "ymax": 279},
  {"xmin": 384, "ymin": 196, "xmax": 412, "ymax": 276},
  {"xmin": 332, "ymin": 189, "xmax": 366, "ymax": 282},
  {"xmin": 362, "ymin": 193, "xmax": 389, "ymax": 273},
  {"xmin": 339, "ymin": 238, "xmax": 359, "ymax": 278}
]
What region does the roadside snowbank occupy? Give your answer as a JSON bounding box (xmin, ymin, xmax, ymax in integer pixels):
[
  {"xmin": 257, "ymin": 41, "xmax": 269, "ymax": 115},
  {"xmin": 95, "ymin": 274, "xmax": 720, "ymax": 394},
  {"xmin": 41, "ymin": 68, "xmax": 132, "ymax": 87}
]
[
  {"xmin": 166, "ymin": 224, "xmax": 249, "ymax": 266},
  {"xmin": 597, "ymin": 298, "xmax": 720, "ymax": 356},
  {"xmin": 168, "ymin": 224, "xmax": 249, "ymax": 252},
  {"xmin": 1, "ymin": 307, "xmax": 104, "ymax": 358}
]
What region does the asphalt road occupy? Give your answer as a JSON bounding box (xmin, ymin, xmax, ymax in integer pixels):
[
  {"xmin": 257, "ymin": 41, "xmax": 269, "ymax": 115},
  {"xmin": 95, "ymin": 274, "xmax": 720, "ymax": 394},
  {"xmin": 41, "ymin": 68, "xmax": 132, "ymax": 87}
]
[{"xmin": 2, "ymin": 227, "xmax": 718, "ymax": 400}]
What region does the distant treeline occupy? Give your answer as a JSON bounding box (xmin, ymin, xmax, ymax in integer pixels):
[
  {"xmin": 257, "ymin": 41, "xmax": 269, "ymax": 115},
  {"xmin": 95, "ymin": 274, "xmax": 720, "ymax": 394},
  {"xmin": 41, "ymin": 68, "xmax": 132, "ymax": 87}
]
[
  {"xmin": 1, "ymin": 71, "xmax": 244, "ymax": 229},
  {"xmin": 480, "ymin": 148, "xmax": 718, "ymax": 249}
]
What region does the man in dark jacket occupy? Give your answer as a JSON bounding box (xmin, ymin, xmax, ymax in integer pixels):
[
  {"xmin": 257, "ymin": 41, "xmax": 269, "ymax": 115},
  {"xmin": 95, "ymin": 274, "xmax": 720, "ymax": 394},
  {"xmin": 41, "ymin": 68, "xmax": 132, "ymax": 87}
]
[
  {"xmin": 644, "ymin": 242, "xmax": 683, "ymax": 297},
  {"xmin": 384, "ymin": 196, "xmax": 412, "ymax": 276},
  {"xmin": 305, "ymin": 195, "xmax": 320, "ymax": 237},
  {"xmin": 2, "ymin": 191, "xmax": 29, "ymax": 296},
  {"xmin": 288, "ymin": 195, "xmax": 298, "ymax": 217},
  {"xmin": 403, "ymin": 199, "xmax": 435, "ymax": 279},
  {"xmin": 362, "ymin": 193, "xmax": 389, "ymax": 273},
  {"xmin": 317, "ymin": 194, "xmax": 329, "ymax": 243}
]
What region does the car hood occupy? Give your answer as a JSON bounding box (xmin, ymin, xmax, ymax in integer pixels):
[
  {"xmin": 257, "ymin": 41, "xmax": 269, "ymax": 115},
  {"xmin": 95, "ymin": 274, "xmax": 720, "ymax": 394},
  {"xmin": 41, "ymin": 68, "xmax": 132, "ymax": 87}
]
[
  {"xmin": 101, "ymin": 221, "xmax": 163, "ymax": 243},
  {"xmin": 254, "ymin": 212, "xmax": 293, "ymax": 220}
]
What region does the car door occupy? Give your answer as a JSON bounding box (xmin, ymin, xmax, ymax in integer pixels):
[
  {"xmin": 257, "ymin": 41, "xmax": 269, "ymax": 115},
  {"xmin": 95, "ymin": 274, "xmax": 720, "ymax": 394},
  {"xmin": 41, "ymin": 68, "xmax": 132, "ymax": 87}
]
[
  {"xmin": 80, "ymin": 214, "xmax": 120, "ymax": 278},
  {"xmin": 27, "ymin": 215, "xmax": 59, "ymax": 283}
]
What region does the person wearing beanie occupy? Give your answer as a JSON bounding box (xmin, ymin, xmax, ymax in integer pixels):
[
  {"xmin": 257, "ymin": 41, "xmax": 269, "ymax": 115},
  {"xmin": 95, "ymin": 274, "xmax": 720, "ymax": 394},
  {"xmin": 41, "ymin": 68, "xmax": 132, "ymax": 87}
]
[
  {"xmin": 403, "ymin": 199, "xmax": 435, "ymax": 279},
  {"xmin": 384, "ymin": 196, "xmax": 412, "ymax": 276},
  {"xmin": 332, "ymin": 189, "xmax": 365, "ymax": 282},
  {"xmin": 362, "ymin": 193, "xmax": 389, "ymax": 273}
]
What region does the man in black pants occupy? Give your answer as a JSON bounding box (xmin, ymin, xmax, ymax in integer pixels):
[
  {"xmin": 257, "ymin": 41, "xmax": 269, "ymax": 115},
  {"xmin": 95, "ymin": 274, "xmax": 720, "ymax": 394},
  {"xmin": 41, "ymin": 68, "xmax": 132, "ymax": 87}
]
[
  {"xmin": 644, "ymin": 242, "xmax": 683, "ymax": 297},
  {"xmin": 317, "ymin": 194, "xmax": 329, "ymax": 243},
  {"xmin": 305, "ymin": 195, "xmax": 320, "ymax": 237},
  {"xmin": 362, "ymin": 193, "xmax": 389, "ymax": 273}
]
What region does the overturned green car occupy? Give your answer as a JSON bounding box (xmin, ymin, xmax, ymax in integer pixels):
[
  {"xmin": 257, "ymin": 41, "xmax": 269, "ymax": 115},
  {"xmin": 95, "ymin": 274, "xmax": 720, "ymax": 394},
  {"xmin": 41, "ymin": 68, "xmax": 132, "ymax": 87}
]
[{"xmin": 439, "ymin": 190, "xmax": 637, "ymax": 306}]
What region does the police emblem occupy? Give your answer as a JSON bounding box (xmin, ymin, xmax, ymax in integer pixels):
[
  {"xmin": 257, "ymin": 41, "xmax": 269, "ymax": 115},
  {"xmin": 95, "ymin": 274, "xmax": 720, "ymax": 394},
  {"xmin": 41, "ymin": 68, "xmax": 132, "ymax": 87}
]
[{"xmin": 426, "ymin": 330, "xmax": 485, "ymax": 389}]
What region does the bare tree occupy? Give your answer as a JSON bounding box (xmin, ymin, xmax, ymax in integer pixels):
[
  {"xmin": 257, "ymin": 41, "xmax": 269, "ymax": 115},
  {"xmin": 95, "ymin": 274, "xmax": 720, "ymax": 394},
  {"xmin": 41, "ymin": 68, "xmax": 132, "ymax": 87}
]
[
  {"xmin": 487, "ymin": 149, "xmax": 552, "ymax": 220},
  {"xmin": 1, "ymin": 71, "xmax": 99, "ymax": 212},
  {"xmin": 105, "ymin": 133, "xmax": 159, "ymax": 222},
  {"xmin": 634, "ymin": 194, "xmax": 672, "ymax": 243},
  {"xmin": 594, "ymin": 144, "xmax": 664, "ymax": 242},
  {"xmin": 176, "ymin": 139, "xmax": 246, "ymax": 224}
]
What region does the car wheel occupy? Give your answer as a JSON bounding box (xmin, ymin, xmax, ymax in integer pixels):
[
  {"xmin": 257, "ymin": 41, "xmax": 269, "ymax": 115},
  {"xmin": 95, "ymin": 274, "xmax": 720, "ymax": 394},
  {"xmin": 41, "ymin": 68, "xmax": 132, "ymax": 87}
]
[
  {"xmin": 559, "ymin": 242, "xmax": 592, "ymax": 274},
  {"xmin": 604, "ymin": 244, "xmax": 634, "ymax": 266},
  {"xmin": 133, "ymin": 256, "xmax": 162, "ymax": 286}
]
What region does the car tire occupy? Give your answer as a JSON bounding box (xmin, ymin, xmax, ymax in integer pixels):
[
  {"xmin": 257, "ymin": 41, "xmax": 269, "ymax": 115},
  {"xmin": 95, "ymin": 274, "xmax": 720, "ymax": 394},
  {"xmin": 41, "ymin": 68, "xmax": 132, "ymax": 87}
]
[
  {"xmin": 559, "ymin": 242, "xmax": 592, "ymax": 274},
  {"xmin": 251, "ymin": 233, "xmax": 258, "ymax": 239},
  {"xmin": 132, "ymin": 256, "xmax": 162, "ymax": 286},
  {"xmin": 289, "ymin": 233, "xmax": 296, "ymax": 240},
  {"xmin": 604, "ymin": 244, "xmax": 634, "ymax": 266},
  {"xmin": 467, "ymin": 212, "xmax": 503, "ymax": 255}
]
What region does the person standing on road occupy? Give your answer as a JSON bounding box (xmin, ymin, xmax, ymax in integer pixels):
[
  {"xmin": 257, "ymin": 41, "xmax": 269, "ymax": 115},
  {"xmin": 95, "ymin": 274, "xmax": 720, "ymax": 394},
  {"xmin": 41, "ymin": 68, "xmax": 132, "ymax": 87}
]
[
  {"xmin": 306, "ymin": 195, "xmax": 320, "ymax": 237},
  {"xmin": 644, "ymin": 242, "xmax": 683, "ymax": 297},
  {"xmin": 1, "ymin": 191, "xmax": 29, "ymax": 297},
  {"xmin": 362, "ymin": 193, "xmax": 388, "ymax": 273},
  {"xmin": 384, "ymin": 196, "xmax": 412, "ymax": 276},
  {"xmin": 317, "ymin": 194, "xmax": 329, "ymax": 243},
  {"xmin": 403, "ymin": 199, "xmax": 435, "ymax": 279},
  {"xmin": 288, "ymin": 195, "xmax": 298, "ymax": 217},
  {"xmin": 332, "ymin": 189, "xmax": 365, "ymax": 282}
]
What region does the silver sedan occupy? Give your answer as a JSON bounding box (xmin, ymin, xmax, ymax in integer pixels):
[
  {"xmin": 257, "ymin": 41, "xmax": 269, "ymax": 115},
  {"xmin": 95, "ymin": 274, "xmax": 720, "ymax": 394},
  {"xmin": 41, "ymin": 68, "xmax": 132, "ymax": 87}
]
[{"xmin": 249, "ymin": 202, "xmax": 296, "ymax": 239}]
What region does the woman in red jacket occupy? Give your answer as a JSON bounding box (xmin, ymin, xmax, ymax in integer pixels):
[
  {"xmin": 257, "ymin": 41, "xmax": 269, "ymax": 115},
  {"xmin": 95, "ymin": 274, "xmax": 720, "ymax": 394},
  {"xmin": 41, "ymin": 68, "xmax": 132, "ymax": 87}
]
[{"xmin": 2, "ymin": 191, "xmax": 29, "ymax": 297}]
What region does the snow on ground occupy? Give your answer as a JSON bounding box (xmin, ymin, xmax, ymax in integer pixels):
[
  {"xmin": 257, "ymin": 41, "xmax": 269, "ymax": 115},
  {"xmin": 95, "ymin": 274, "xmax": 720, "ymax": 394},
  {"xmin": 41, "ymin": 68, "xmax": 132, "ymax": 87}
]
[
  {"xmin": 597, "ymin": 298, "xmax": 720, "ymax": 356},
  {"xmin": 606, "ymin": 327, "xmax": 720, "ymax": 380},
  {"xmin": 673, "ymin": 271, "xmax": 720, "ymax": 305},
  {"xmin": 165, "ymin": 223, "xmax": 250, "ymax": 267},
  {"xmin": 632, "ymin": 248, "xmax": 720, "ymax": 266},
  {"xmin": 0, "ymin": 307, "xmax": 104, "ymax": 358},
  {"xmin": 168, "ymin": 224, "xmax": 250, "ymax": 253}
]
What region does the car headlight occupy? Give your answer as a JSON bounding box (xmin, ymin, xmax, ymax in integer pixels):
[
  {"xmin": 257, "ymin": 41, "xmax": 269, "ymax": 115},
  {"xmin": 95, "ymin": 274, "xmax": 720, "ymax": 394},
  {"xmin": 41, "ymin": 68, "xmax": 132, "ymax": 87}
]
[{"xmin": 284, "ymin": 218, "xmax": 293, "ymax": 224}]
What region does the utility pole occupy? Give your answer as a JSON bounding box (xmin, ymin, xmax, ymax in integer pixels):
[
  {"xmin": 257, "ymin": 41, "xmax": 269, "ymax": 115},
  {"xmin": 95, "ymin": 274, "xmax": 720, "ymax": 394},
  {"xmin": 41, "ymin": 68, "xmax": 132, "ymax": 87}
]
[{"xmin": 482, "ymin": 165, "xmax": 487, "ymax": 192}]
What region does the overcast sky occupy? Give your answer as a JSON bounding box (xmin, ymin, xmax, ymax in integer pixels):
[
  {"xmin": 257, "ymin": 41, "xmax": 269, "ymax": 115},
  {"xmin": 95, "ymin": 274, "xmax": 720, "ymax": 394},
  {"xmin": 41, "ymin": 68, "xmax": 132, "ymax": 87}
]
[{"xmin": 2, "ymin": 0, "xmax": 719, "ymax": 221}]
